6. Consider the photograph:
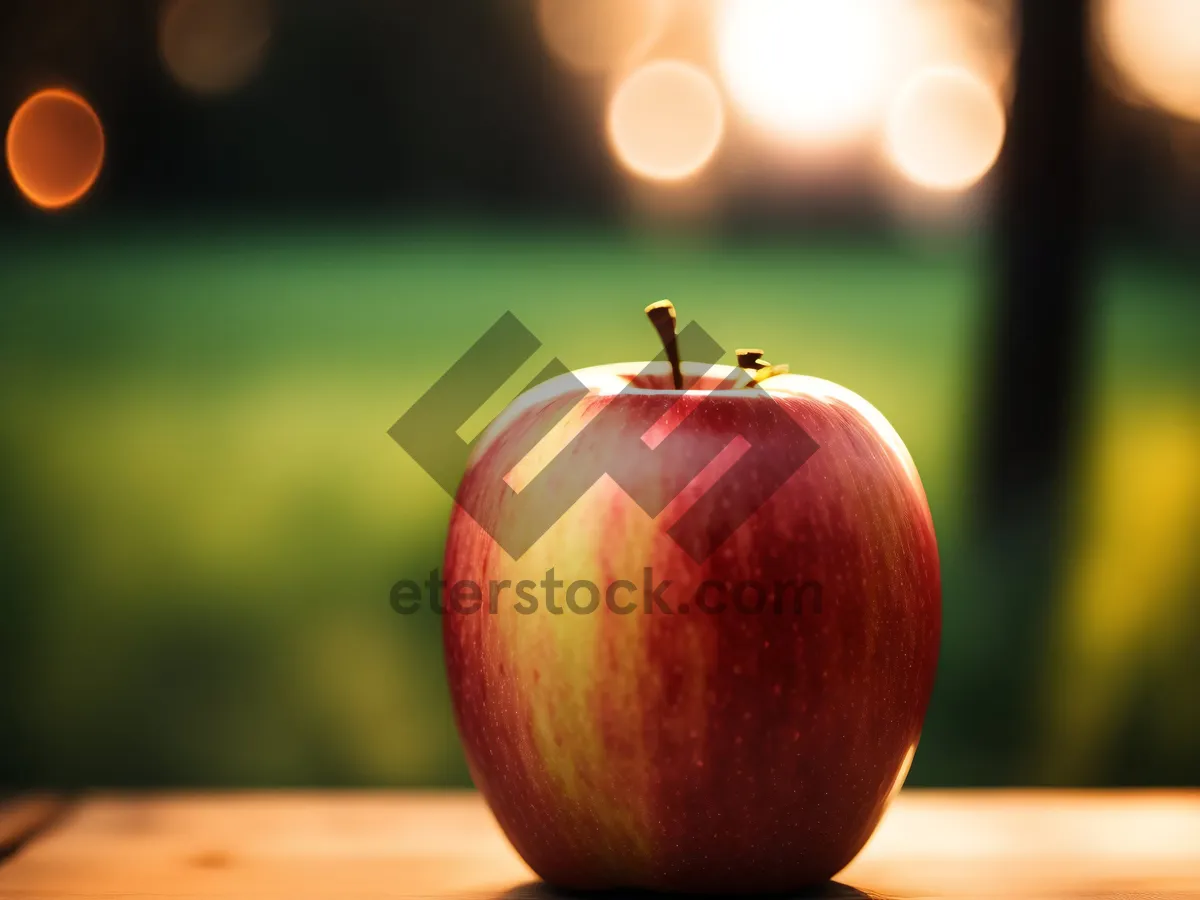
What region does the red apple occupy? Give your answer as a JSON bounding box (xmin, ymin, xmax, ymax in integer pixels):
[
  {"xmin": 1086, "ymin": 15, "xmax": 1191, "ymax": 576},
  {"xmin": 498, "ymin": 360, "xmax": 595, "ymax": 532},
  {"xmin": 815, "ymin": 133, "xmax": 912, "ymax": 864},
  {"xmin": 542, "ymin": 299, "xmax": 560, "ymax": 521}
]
[{"xmin": 442, "ymin": 306, "xmax": 940, "ymax": 893}]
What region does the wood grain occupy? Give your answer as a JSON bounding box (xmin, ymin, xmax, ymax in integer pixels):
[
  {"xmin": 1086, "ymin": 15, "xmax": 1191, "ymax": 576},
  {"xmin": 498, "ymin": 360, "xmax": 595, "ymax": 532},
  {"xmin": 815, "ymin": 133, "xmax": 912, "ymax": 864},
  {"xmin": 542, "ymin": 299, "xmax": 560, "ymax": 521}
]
[
  {"xmin": 0, "ymin": 791, "xmax": 1197, "ymax": 899},
  {"xmin": 0, "ymin": 796, "xmax": 71, "ymax": 865}
]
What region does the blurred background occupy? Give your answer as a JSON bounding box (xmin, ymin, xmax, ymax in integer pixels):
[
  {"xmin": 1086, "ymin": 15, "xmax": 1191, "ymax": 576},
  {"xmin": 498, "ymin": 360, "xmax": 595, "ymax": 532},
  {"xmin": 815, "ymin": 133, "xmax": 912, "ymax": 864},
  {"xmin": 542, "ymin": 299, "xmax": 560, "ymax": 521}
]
[{"xmin": 0, "ymin": 0, "xmax": 1196, "ymax": 790}]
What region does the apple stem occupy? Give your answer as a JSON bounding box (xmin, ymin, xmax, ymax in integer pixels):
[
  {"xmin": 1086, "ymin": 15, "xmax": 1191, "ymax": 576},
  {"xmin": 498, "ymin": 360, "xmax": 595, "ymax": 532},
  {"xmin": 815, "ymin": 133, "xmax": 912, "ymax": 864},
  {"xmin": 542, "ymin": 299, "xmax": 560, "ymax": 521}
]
[{"xmin": 645, "ymin": 300, "xmax": 684, "ymax": 390}]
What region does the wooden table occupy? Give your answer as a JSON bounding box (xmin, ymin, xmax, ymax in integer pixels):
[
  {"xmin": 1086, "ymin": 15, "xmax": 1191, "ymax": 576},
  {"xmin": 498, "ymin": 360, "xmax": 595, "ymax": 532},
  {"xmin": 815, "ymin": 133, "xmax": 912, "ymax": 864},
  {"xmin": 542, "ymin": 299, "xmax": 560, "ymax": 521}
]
[{"xmin": 1, "ymin": 791, "xmax": 1197, "ymax": 898}]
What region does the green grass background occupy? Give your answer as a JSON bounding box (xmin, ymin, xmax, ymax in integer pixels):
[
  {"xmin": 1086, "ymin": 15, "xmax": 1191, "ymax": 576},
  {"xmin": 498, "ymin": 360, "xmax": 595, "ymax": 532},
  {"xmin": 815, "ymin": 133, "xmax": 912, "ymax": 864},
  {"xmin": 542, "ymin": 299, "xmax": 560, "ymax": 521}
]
[{"xmin": 0, "ymin": 223, "xmax": 1196, "ymax": 787}]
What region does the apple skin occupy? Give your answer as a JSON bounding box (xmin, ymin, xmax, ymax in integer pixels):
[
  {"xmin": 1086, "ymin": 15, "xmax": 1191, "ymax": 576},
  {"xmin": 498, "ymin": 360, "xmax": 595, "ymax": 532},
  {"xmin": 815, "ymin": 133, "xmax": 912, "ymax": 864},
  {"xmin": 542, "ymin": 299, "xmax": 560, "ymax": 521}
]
[{"xmin": 442, "ymin": 361, "xmax": 940, "ymax": 893}]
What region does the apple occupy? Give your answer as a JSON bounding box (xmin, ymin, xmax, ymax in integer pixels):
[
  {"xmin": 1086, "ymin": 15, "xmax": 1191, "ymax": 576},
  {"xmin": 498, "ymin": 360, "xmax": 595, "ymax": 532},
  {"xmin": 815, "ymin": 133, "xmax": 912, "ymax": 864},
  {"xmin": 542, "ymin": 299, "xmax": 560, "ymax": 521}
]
[{"xmin": 442, "ymin": 302, "xmax": 940, "ymax": 893}]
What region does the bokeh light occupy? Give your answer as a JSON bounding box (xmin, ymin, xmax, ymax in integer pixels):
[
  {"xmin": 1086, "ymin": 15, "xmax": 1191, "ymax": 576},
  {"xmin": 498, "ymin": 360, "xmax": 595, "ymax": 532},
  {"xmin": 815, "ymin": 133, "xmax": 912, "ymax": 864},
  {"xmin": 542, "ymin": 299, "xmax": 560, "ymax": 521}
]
[
  {"xmin": 5, "ymin": 88, "xmax": 104, "ymax": 210},
  {"xmin": 1099, "ymin": 0, "xmax": 1200, "ymax": 122},
  {"xmin": 536, "ymin": 0, "xmax": 671, "ymax": 75},
  {"xmin": 607, "ymin": 60, "xmax": 725, "ymax": 183},
  {"xmin": 885, "ymin": 66, "xmax": 1006, "ymax": 191},
  {"xmin": 159, "ymin": 0, "xmax": 273, "ymax": 96},
  {"xmin": 716, "ymin": 0, "xmax": 893, "ymax": 143}
]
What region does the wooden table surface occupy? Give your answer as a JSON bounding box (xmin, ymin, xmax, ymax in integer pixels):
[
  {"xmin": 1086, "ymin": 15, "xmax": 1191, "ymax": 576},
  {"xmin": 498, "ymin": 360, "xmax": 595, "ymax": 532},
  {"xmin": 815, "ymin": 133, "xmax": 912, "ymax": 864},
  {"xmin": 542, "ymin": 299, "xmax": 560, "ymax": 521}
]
[{"xmin": 0, "ymin": 791, "xmax": 1197, "ymax": 899}]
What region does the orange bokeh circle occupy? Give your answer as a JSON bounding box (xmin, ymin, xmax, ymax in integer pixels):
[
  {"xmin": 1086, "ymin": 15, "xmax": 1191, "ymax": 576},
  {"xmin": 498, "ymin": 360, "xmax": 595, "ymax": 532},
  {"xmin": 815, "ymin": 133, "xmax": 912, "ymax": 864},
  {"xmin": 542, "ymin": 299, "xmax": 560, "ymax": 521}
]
[{"xmin": 6, "ymin": 88, "xmax": 105, "ymax": 210}]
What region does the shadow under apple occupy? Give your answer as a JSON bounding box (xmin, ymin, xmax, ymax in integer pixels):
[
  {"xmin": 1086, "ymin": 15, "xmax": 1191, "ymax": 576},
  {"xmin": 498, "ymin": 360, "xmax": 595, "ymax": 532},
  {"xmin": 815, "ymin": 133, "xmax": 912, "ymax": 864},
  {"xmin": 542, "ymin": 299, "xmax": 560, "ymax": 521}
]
[{"xmin": 496, "ymin": 880, "xmax": 886, "ymax": 900}]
